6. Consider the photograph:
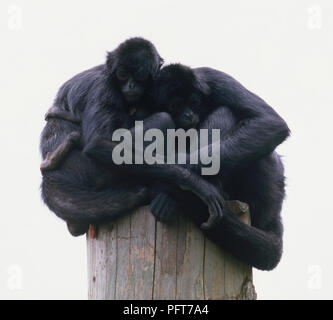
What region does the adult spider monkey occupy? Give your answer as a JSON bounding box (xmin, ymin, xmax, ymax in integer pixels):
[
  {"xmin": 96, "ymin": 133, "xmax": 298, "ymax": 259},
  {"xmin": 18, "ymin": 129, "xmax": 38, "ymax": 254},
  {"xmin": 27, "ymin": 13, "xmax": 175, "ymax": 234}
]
[
  {"xmin": 41, "ymin": 38, "xmax": 225, "ymax": 238},
  {"xmin": 84, "ymin": 63, "xmax": 290, "ymax": 270},
  {"xmin": 40, "ymin": 37, "xmax": 165, "ymax": 236}
]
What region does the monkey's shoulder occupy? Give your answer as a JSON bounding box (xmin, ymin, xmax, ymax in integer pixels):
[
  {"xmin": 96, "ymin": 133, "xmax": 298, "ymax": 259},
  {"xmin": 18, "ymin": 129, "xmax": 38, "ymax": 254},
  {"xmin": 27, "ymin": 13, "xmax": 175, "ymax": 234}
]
[{"xmin": 55, "ymin": 65, "xmax": 106, "ymax": 113}]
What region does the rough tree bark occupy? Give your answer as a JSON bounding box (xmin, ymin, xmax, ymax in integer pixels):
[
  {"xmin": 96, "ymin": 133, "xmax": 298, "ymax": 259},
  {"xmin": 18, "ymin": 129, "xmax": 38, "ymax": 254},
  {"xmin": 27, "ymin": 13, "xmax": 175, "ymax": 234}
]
[{"xmin": 87, "ymin": 200, "xmax": 256, "ymax": 300}]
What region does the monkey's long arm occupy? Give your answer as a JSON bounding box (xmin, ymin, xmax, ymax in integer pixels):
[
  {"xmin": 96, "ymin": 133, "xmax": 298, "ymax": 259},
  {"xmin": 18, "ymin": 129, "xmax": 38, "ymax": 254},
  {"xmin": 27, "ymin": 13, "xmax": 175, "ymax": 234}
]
[
  {"xmin": 182, "ymin": 193, "xmax": 283, "ymax": 271},
  {"xmin": 83, "ymin": 111, "xmax": 226, "ymax": 230},
  {"xmin": 40, "ymin": 107, "xmax": 82, "ymax": 173},
  {"xmin": 40, "ymin": 131, "xmax": 81, "ymax": 173},
  {"xmin": 198, "ymin": 67, "xmax": 290, "ymax": 169}
]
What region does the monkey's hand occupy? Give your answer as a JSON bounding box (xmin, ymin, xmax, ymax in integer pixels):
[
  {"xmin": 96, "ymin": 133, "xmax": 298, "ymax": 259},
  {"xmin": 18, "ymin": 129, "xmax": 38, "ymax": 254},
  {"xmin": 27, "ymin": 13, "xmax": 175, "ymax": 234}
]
[
  {"xmin": 150, "ymin": 192, "xmax": 178, "ymax": 223},
  {"xmin": 180, "ymin": 174, "xmax": 225, "ymax": 230}
]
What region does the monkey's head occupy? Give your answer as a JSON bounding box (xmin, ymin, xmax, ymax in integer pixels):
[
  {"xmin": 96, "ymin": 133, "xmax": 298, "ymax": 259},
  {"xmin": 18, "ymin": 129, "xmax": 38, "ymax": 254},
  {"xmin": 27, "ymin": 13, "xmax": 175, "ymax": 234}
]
[
  {"xmin": 154, "ymin": 64, "xmax": 211, "ymax": 129},
  {"xmin": 106, "ymin": 37, "xmax": 164, "ymax": 104}
]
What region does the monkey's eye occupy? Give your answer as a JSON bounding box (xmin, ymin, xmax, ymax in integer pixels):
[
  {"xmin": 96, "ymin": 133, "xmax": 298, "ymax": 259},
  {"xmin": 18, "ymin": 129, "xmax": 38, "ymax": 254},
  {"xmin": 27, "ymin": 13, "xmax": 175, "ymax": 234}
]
[{"xmin": 116, "ymin": 68, "xmax": 129, "ymax": 81}]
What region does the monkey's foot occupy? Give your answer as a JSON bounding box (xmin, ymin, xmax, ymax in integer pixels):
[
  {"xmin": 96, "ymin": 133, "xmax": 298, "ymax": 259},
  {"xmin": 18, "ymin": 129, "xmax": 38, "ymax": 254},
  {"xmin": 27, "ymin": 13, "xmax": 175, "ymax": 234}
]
[
  {"xmin": 88, "ymin": 224, "xmax": 98, "ymax": 239},
  {"xmin": 67, "ymin": 221, "xmax": 89, "ymax": 237},
  {"xmin": 150, "ymin": 192, "xmax": 178, "ymax": 223}
]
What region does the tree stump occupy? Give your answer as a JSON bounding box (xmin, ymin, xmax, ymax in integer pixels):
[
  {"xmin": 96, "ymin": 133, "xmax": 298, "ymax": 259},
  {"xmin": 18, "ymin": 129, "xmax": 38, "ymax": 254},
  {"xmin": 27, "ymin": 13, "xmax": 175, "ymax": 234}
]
[{"xmin": 87, "ymin": 201, "xmax": 256, "ymax": 300}]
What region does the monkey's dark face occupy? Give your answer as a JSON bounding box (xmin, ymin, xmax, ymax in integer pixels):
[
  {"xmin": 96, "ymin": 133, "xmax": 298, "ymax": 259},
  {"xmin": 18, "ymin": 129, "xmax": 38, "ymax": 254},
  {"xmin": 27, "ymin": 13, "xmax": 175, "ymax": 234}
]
[
  {"xmin": 107, "ymin": 38, "xmax": 163, "ymax": 106},
  {"xmin": 166, "ymin": 93, "xmax": 201, "ymax": 129},
  {"xmin": 116, "ymin": 66, "xmax": 148, "ymax": 103},
  {"xmin": 154, "ymin": 64, "xmax": 211, "ymax": 129}
]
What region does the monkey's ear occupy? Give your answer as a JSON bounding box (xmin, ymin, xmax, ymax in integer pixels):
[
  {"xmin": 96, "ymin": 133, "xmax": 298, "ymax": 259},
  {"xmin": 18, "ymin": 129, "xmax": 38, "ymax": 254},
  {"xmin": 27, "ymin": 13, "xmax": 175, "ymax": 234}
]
[
  {"xmin": 151, "ymin": 56, "xmax": 164, "ymax": 80},
  {"xmin": 152, "ymin": 55, "xmax": 164, "ymax": 79},
  {"xmin": 194, "ymin": 74, "xmax": 211, "ymax": 96}
]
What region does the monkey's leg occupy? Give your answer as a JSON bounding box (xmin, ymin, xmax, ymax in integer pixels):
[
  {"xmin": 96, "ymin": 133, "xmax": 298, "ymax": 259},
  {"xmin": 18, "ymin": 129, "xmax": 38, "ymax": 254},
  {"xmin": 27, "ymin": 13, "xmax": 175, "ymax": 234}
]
[{"xmin": 40, "ymin": 131, "xmax": 81, "ymax": 173}]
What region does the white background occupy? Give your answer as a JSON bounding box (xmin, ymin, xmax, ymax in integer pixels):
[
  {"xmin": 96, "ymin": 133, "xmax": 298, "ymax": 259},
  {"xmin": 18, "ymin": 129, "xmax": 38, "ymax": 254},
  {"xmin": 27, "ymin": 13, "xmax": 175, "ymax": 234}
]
[{"xmin": 1, "ymin": 0, "xmax": 332, "ymax": 299}]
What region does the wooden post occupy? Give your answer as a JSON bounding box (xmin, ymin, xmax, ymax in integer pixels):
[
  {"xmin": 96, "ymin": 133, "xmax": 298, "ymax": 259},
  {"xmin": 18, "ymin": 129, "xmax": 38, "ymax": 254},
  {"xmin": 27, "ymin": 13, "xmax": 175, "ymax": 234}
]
[{"xmin": 87, "ymin": 201, "xmax": 256, "ymax": 300}]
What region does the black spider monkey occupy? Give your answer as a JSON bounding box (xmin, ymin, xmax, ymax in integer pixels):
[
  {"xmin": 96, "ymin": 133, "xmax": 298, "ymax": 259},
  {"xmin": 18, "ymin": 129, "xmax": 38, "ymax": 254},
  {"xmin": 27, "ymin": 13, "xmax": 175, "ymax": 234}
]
[
  {"xmin": 41, "ymin": 38, "xmax": 226, "ymax": 238},
  {"xmin": 40, "ymin": 37, "xmax": 165, "ymax": 237},
  {"xmin": 85, "ymin": 63, "xmax": 290, "ymax": 270}
]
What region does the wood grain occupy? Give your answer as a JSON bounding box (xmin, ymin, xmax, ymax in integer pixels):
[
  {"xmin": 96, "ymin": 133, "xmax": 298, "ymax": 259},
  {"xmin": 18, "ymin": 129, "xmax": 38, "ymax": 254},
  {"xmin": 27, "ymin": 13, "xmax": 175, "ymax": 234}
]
[{"xmin": 87, "ymin": 201, "xmax": 256, "ymax": 300}]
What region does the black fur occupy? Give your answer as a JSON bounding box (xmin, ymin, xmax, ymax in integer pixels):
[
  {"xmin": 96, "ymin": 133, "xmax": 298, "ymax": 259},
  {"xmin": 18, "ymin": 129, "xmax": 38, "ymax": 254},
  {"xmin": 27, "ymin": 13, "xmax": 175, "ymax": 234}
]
[
  {"xmin": 152, "ymin": 64, "xmax": 290, "ymax": 270},
  {"xmin": 85, "ymin": 63, "xmax": 290, "ymax": 270},
  {"xmin": 40, "ymin": 37, "xmax": 163, "ymax": 236}
]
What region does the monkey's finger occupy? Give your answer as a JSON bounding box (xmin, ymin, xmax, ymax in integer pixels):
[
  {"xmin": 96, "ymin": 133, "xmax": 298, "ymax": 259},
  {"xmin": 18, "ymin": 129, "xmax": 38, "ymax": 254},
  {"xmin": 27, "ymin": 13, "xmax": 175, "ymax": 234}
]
[{"xmin": 201, "ymin": 203, "xmax": 219, "ymax": 230}]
